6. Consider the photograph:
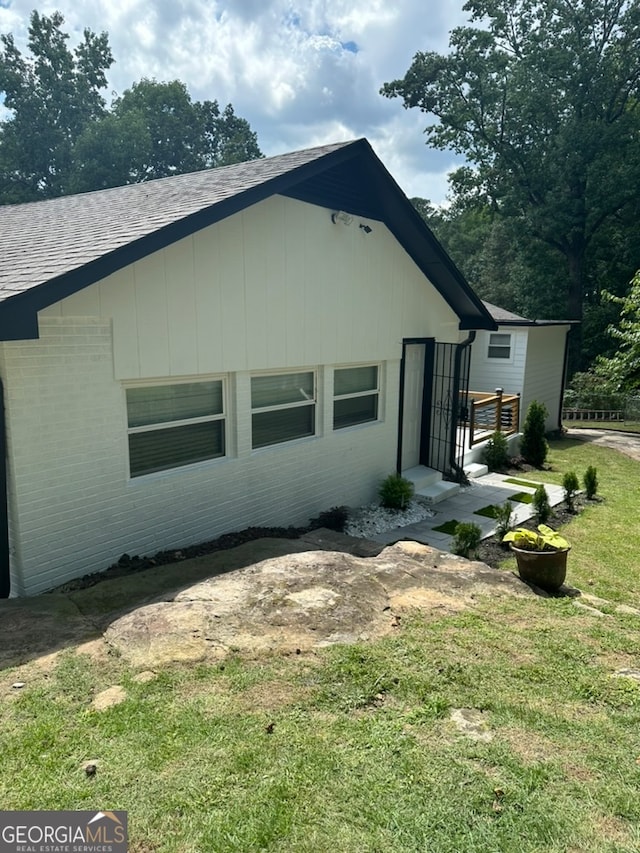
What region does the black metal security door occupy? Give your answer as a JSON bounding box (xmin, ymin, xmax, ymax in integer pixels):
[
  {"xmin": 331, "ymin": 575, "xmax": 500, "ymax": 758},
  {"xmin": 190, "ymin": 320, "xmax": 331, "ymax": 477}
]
[{"xmin": 424, "ymin": 341, "xmax": 471, "ymax": 481}]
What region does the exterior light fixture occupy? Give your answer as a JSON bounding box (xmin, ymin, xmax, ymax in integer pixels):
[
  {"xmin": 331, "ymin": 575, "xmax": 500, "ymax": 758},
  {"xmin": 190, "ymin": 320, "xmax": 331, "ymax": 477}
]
[
  {"xmin": 359, "ymin": 223, "xmax": 372, "ymax": 234},
  {"xmin": 331, "ymin": 210, "xmax": 353, "ymax": 226}
]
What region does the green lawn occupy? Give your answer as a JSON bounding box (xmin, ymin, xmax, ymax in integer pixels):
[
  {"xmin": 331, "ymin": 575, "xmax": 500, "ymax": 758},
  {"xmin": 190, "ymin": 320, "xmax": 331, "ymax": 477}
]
[
  {"xmin": 564, "ymin": 419, "xmax": 640, "ymax": 433},
  {"xmin": 2, "ymin": 438, "xmax": 640, "ymax": 852}
]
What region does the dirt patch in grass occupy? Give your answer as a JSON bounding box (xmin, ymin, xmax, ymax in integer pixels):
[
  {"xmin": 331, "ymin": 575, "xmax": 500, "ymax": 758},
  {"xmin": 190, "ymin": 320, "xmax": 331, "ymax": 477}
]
[{"xmin": 235, "ymin": 680, "xmax": 314, "ymax": 713}]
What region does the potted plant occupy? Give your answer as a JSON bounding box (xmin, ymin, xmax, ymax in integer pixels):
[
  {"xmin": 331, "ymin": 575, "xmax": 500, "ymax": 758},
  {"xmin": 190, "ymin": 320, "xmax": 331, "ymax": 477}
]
[{"xmin": 502, "ymin": 524, "xmax": 570, "ymax": 591}]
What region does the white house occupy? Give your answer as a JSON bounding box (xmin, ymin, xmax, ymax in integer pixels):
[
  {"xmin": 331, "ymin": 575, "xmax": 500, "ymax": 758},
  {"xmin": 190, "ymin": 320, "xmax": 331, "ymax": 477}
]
[
  {"xmin": 469, "ymin": 301, "xmax": 574, "ymax": 433},
  {"xmin": 0, "ymin": 139, "xmax": 496, "ymax": 596}
]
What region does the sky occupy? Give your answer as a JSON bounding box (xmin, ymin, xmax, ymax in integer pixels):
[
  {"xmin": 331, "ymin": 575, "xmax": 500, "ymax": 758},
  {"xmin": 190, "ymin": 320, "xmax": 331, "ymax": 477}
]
[{"xmin": 0, "ymin": 0, "xmax": 471, "ymax": 204}]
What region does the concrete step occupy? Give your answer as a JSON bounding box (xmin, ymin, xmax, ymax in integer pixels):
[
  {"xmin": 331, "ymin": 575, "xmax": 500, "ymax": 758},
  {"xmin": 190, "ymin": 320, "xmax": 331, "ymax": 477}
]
[
  {"xmin": 416, "ymin": 480, "xmax": 461, "ymax": 505},
  {"xmin": 402, "ymin": 465, "xmax": 442, "ymax": 492},
  {"xmin": 464, "ymin": 462, "xmax": 489, "ymax": 479}
]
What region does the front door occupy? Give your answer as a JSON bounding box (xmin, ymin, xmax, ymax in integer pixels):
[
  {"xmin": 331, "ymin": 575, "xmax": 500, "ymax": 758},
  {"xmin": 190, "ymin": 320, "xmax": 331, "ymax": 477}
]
[{"xmin": 401, "ymin": 344, "xmax": 426, "ymax": 470}]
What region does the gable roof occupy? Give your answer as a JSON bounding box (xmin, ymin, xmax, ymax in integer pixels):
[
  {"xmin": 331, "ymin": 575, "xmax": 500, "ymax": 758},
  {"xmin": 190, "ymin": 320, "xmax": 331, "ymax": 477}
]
[
  {"xmin": 0, "ymin": 138, "xmax": 495, "ymax": 340},
  {"xmin": 483, "ymin": 301, "xmax": 576, "ymax": 327}
]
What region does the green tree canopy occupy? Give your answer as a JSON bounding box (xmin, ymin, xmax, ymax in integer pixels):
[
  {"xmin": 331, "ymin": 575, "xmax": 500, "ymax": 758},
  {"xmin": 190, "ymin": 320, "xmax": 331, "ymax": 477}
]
[
  {"xmin": 0, "ymin": 10, "xmax": 113, "ymax": 201},
  {"xmin": 593, "ymin": 270, "xmax": 640, "ymax": 391},
  {"xmin": 1, "ymin": 12, "xmax": 262, "ymax": 201},
  {"xmin": 70, "ymin": 80, "xmax": 262, "ymax": 191},
  {"xmin": 382, "ymin": 0, "xmax": 640, "ymax": 329}
]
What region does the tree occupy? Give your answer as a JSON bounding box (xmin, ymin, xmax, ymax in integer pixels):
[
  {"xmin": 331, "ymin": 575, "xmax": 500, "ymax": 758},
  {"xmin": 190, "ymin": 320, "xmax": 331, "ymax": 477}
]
[
  {"xmin": 1, "ymin": 13, "xmax": 263, "ymax": 200},
  {"xmin": 413, "ymin": 196, "xmax": 568, "ymax": 319},
  {"xmin": 382, "ymin": 0, "xmax": 640, "ymax": 330},
  {"xmin": 70, "ymin": 80, "xmax": 262, "ymax": 191},
  {"xmin": 593, "ymin": 270, "xmax": 640, "ymax": 390},
  {"xmin": 0, "ymin": 10, "xmax": 113, "ymax": 201}
]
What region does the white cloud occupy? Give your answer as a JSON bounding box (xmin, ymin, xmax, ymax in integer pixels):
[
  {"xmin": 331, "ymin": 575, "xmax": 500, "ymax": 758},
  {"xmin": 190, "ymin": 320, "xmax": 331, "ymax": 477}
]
[{"xmin": 0, "ymin": 0, "xmax": 470, "ymax": 203}]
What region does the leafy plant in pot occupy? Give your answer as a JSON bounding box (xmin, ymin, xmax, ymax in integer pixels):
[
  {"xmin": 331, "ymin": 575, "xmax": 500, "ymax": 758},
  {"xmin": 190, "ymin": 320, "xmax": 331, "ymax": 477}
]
[{"xmin": 502, "ymin": 525, "xmax": 570, "ymax": 591}]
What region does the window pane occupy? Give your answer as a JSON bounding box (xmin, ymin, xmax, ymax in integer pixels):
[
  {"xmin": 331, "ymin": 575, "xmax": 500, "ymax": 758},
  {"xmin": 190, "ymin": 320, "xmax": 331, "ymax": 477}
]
[
  {"xmin": 489, "ymin": 334, "xmax": 510, "ymax": 346},
  {"xmin": 129, "ymin": 421, "xmax": 225, "ymax": 477},
  {"xmin": 252, "ymin": 405, "xmax": 314, "ymax": 448},
  {"xmin": 488, "ymin": 346, "xmax": 510, "ymax": 358},
  {"xmin": 251, "ymin": 373, "xmax": 314, "ymax": 409},
  {"xmin": 127, "ymin": 382, "xmax": 223, "ymax": 427},
  {"xmin": 334, "ymin": 366, "xmax": 378, "ymax": 396},
  {"xmin": 334, "ymin": 395, "xmax": 378, "ymax": 429}
]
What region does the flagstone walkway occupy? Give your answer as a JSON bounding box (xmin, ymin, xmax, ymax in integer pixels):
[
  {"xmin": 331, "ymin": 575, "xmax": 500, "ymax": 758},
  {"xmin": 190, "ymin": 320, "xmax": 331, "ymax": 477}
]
[{"xmin": 370, "ymin": 473, "xmax": 566, "ymax": 552}]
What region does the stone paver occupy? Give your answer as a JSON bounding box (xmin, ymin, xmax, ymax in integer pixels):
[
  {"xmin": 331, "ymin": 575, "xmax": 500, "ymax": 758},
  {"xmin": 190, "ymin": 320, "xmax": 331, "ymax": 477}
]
[{"xmin": 371, "ymin": 473, "xmax": 565, "ymax": 552}]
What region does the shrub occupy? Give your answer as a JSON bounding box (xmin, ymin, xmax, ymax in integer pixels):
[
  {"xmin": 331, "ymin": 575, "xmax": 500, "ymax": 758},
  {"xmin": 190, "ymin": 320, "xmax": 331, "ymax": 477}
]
[
  {"xmin": 483, "ymin": 430, "xmax": 510, "ymax": 471},
  {"xmin": 583, "ymin": 466, "xmax": 598, "ymax": 499},
  {"xmin": 310, "ymin": 506, "xmax": 349, "ymax": 532},
  {"xmin": 562, "ymin": 471, "xmax": 580, "ymax": 510},
  {"xmin": 451, "ymin": 522, "xmax": 482, "ymax": 558},
  {"xmin": 520, "ymin": 400, "xmax": 549, "ymax": 468},
  {"xmin": 493, "ymin": 500, "xmax": 514, "ymax": 540},
  {"xmin": 532, "ymin": 484, "xmax": 551, "ymax": 524},
  {"xmin": 378, "ymin": 473, "xmax": 414, "ymax": 510}
]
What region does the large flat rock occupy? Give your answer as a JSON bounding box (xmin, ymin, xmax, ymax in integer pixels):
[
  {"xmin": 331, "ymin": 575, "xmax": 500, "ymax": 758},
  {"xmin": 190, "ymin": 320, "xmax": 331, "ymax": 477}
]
[{"xmin": 104, "ymin": 541, "xmax": 535, "ymax": 668}]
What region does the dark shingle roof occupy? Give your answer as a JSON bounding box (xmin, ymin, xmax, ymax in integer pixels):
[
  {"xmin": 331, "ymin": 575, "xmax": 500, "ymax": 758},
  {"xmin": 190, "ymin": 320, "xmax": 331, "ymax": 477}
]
[
  {"xmin": 0, "ymin": 139, "xmax": 496, "ymax": 338},
  {"xmin": 0, "ymin": 141, "xmax": 350, "ymax": 300},
  {"xmin": 482, "ymin": 300, "xmax": 575, "ymax": 326},
  {"xmin": 483, "ymin": 300, "xmax": 530, "ymax": 323}
]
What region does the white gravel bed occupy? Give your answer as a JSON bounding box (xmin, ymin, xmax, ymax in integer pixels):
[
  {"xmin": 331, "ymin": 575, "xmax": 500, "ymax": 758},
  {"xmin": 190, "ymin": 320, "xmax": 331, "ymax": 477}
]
[{"xmin": 344, "ymin": 497, "xmax": 435, "ymax": 538}]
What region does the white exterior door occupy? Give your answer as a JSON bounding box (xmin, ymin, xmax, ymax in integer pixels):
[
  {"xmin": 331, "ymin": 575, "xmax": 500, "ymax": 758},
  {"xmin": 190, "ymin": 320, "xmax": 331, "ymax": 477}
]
[{"xmin": 401, "ymin": 344, "xmax": 425, "ymax": 470}]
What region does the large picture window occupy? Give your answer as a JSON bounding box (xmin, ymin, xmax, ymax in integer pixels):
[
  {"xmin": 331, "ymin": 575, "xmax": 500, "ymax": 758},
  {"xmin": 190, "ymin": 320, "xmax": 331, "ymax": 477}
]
[
  {"xmin": 333, "ymin": 365, "xmax": 379, "ymax": 429},
  {"xmin": 488, "ymin": 333, "xmax": 511, "ymax": 359},
  {"xmin": 251, "ymin": 371, "xmax": 316, "ymax": 448},
  {"xmin": 126, "ymin": 380, "xmax": 225, "ymax": 477}
]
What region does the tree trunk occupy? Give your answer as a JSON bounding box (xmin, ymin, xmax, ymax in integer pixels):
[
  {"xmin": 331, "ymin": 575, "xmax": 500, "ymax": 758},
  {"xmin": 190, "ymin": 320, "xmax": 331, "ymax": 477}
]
[{"xmin": 565, "ymin": 245, "xmax": 585, "ymax": 377}]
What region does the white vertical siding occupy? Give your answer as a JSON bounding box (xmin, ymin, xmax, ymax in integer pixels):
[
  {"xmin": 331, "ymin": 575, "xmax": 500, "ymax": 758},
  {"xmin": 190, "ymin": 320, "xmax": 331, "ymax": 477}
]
[
  {"xmin": 42, "ymin": 195, "xmax": 462, "ymax": 375},
  {"xmin": 521, "ymin": 326, "xmax": 570, "ymax": 431},
  {"xmin": 469, "ymin": 328, "xmax": 528, "ymax": 397},
  {"xmin": 469, "ymin": 325, "xmax": 569, "ymax": 432}
]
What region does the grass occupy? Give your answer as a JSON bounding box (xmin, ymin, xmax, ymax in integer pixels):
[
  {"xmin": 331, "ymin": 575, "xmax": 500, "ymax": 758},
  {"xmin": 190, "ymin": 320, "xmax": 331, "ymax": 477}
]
[
  {"xmin": 474, "ymin": 504, "xmax": 500, "ymax": 518},
  {"xmin": 2, "ymin": 437, "xmax": 640, "ymax": 852},
  {"xmin": 509, "ymin": 491, "xmax": 534, "ymax": 504},
  {"xmin": 564, "ymin": 419, "xmax": 640, "ymax": 433},
  {"xmin": 432, "ymin": 519, "xmax": 460, "ymax": 534},
  {"xmin": 504, "ymin": 477, "xmax": 540, "ymax": 489}
]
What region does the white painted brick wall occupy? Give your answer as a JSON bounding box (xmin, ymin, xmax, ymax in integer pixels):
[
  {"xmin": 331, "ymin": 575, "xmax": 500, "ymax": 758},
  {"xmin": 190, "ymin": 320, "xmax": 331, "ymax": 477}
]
[{"xmin": 3, "ymin": 318, "xmax": 400, "ymax": 595}]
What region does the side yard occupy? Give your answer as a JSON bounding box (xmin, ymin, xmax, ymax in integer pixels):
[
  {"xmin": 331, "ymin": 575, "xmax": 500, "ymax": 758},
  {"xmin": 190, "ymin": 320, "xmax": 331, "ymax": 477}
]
[{"xmin": 1, "ymin": 438, "xmax": 639, "ymax": 853}]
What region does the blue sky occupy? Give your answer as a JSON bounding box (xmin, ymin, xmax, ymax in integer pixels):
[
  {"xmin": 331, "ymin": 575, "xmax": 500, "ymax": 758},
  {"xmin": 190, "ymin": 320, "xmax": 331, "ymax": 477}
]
[{"xmin": 0, "ymin": 0, "xmax": 470, "ymax": 203}]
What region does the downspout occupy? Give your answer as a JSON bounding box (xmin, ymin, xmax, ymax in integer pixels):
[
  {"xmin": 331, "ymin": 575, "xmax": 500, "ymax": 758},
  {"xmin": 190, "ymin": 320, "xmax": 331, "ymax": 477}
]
[
  {"xmin": 558, "ymin": 326, "xmax": 572, "ymax": 432},
  {"xmin": 0, "ymin": 379, "xmax": 10, "ymax": 598},
  {"xmin": 449, "ymin": 331, "xmax": 476, "ymax": 483},
  {"xmin": 396, "ymin": 343, "xmax": 407, "ymax": 475}
]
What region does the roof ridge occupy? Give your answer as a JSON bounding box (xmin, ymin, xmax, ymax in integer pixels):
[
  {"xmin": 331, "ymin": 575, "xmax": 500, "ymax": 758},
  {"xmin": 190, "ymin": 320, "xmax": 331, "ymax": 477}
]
[{"xmin": 0, "ymin": 139, "xmax": 361, "ymax": 212}]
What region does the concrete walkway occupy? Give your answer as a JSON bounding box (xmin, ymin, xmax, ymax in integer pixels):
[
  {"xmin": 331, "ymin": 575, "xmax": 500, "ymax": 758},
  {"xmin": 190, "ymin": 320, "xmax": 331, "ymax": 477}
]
[{"xmin": 370, "ymin": 472, "xmax": 566, "ymax": 551}]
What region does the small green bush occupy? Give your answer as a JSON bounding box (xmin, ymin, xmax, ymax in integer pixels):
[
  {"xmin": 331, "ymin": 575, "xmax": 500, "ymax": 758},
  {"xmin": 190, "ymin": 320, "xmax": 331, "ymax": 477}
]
[
  {"xmin": 310, "ymin": 506, "xmax": 349, "ymax": 532},
  {"xmin": 483, "ymin": 430, "xmax": 510, "ymax": 471},
  {"xmin": 451, "ymin": 522, "xmax": 482, "ymax": 558},
  {"xmin": 533, "ymin": 484, "xmax": 551, "ymax": 524},
  {"xmin": 520, "ymin": 400, "xmax": 549, "ymax": 468},
  {"xmin": 493, "ymin": 500, "xmax": 514, "ymax": 540},
  {"xmin": 584, "ymin": 466, "xmax": 598, "ymax": 499},
  {"xmin": 562, "ymin": 470, "xmax": 580, "ymax": 511},
  {"xmin": 378, "ymin": 473, "xmax": 414, "ymax": 510}
]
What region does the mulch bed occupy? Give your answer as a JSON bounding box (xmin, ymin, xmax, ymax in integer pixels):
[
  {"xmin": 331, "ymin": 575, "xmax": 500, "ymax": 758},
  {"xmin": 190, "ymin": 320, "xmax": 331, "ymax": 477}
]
[
  {"xmin": 474, "ymin": 458, "xmax": 593, "ymax": 568},
  {"xmin": 52, "ymin": 459, "xmax": 595, "ymax": 593}
]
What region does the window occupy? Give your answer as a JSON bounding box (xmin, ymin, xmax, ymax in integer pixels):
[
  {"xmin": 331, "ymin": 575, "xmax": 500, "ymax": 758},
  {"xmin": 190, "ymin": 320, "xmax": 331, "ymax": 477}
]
[
  {"xmin": 333, "ymin": 365, "xmax": 379, "ymax": 429},
  {"xmin": 126, "ymin": 380, "xmax": 225, "ymax": 477},
  {"xmin": 488, "ymin": 333, "xmax": 511, "ymax": 359},
  {"xmin": 251, "ymin": 371, "xmax": 316, "ymax": 448}
]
